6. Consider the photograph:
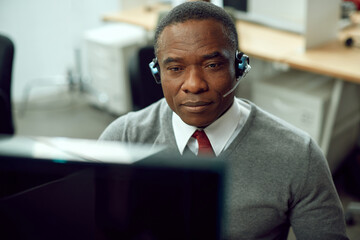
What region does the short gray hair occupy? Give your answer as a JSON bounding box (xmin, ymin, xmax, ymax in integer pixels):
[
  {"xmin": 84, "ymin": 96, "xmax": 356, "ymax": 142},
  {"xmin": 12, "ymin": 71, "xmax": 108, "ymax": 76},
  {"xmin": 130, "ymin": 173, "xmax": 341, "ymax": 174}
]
[{"xmin": 154, "ymin": 1, "xmax": 238, "ymax": 56}]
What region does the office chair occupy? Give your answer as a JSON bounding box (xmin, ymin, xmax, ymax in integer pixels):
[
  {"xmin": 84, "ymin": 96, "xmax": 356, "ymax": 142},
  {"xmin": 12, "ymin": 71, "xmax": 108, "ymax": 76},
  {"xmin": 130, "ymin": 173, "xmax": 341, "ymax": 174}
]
[
  {"xmin": 129, "ymin": 45, "xmax": 163, "ymax": 110},
  {"xmin": 343, "ymin": 145, "xmax": 360, "ymax": 225},
  {"xmin": 0, "ymin": 34, "xmax": 15, "ymax": 135}
]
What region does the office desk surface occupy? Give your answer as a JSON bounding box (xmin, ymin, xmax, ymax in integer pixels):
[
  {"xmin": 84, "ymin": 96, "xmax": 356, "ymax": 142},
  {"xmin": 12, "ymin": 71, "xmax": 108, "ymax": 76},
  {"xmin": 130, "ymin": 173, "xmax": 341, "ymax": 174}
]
[
  {"xmin": 103, "ymin": 6, "xmax": 360, "ymax": 84},
  {"xmin": 103, "ymin": 3, "xmax": 171, "ymax": 31},
  {"xmin": 285, "ymin": 40, "xmax": 360, "ymax": 84},
  {"xmin": 236, "ymin": 21, "xmax": 304, "ymax": 62},
  {"xmin": 237, "ymin": 20, "xmax": 360, "ymax": 84}
]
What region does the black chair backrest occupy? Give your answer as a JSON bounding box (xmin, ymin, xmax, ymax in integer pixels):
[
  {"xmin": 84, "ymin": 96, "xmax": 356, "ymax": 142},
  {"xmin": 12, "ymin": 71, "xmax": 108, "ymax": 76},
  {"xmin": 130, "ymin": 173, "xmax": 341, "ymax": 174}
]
[
  {"xmin": 0, "ymin": 34, "xmax": 15, "ymax": 134},
  {"xmin": 129, "ymin": 45, "xmax": 163, "ymax": 111}
]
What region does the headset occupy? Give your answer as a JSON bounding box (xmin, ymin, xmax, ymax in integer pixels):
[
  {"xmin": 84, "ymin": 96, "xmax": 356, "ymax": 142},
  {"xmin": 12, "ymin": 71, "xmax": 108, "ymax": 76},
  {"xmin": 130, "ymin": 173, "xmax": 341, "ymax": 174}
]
[
  {"xmin": 149, "ymin": 50, "xmax": 251, "ymax": 84},
  {"xmin": 149, "ymin": 58, "xmax": 161, "ymax": 84}
]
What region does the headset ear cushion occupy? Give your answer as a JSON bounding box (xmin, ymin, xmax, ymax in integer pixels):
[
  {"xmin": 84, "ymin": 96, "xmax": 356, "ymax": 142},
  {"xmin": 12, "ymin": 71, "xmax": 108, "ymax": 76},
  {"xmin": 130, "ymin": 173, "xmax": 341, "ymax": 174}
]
[
  {"xmin": 235, "ymin": 51, "xmax": 244, "ymax": 79},
  {"xmin": 149, "ymin": 58, "xmax": 161, "ymax": 84}
]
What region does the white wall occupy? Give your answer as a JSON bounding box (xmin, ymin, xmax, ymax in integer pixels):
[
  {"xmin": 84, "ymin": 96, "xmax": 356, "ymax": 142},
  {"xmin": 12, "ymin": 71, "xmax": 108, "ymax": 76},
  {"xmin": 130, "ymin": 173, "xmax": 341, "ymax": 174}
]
[{"xmin": 0, "ymin": 0, "xmax": 118, "ymax": 102}]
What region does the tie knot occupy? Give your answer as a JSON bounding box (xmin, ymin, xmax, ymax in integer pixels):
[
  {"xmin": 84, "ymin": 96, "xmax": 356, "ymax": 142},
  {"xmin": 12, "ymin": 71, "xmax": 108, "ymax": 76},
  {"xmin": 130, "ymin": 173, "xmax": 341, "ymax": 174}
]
[
  {"xmin": 192, "ymin": 130, "xmax": 205, "ymax": 139},
  {"xmin": 192, "ymin": 130, "xmax": 215, "ymax": 157}
]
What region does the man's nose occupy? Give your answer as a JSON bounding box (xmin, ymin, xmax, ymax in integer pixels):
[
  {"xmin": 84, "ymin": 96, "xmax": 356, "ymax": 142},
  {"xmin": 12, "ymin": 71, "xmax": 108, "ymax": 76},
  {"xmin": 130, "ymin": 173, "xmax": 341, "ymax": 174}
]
[{"xmin": 181, "ymin": 66, "xmax": 208, "ymax": 94}]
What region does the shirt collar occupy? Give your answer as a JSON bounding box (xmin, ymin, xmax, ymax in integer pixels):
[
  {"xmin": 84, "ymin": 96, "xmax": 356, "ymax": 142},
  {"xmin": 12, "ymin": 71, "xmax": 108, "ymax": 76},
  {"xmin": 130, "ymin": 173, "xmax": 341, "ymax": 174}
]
[
  {"xmin": 172, "ymin": 112, "xmax": 197, "ymax": 155},
  {"xmin": 172, "ymin": 99, "xmax": 242, "ymax": 156}
]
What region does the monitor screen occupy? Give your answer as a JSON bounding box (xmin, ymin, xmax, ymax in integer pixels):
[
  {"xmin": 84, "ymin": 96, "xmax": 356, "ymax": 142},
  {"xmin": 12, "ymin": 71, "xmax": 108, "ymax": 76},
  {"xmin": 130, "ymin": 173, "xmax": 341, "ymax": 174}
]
[{"xmin": 0, "ymin": 136, "xmax": 225, "ymax": 240}]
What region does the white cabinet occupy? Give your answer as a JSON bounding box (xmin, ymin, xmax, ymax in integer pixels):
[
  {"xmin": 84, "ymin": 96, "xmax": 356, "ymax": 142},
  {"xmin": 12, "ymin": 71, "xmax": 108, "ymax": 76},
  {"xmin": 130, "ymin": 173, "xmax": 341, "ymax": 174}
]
[
  {"xmin": 84, "ymin": 24, "xmax": 147, "ymax": 115},
  {"xmin": 252, "ymin": 70, "xmax": 360, "ymax": 172}
]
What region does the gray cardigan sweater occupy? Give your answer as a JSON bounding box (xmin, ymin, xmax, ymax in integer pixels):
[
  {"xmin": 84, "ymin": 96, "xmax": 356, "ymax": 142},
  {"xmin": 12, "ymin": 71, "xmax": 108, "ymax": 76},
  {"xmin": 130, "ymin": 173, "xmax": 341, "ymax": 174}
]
[{"xmin": 100, "ymin": 98, "xmax": 348, "ymax": 240}]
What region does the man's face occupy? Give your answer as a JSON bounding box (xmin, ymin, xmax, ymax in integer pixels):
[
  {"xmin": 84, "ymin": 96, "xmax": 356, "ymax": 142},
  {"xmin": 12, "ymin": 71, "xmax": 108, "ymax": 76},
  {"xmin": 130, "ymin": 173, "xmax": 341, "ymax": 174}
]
[{"xmin": 157, "ymin": 19, "xmax": 237, "ymax": 128}]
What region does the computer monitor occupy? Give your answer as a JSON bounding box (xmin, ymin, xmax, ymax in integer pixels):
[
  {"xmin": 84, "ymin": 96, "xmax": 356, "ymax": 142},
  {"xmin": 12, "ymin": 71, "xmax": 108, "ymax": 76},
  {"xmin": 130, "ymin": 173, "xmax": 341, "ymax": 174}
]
[{"xmin": 0, "ymin": 136, "xmax": 225, "ymax": 240}]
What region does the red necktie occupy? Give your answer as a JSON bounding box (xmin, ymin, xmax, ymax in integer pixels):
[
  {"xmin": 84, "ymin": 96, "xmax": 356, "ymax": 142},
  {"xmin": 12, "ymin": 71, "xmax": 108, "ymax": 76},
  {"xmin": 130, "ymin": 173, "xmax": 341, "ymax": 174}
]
[{"xmin": 192, "ymin": 130, "xmax": 215, "ymax": 157}]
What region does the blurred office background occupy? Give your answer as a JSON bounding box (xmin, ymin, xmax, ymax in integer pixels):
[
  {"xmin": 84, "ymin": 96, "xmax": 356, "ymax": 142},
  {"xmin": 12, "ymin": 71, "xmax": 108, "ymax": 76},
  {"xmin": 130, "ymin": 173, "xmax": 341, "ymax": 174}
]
[{"xmin": 1, "ymin": 0, "xmax": 360, "ymax": 239}]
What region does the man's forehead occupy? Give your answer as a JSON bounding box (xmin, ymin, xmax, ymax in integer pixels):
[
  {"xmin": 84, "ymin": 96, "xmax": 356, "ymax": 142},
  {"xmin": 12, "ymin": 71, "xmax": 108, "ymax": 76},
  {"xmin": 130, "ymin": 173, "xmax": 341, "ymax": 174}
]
[{"xmin": 157, "ymin": 19, "xmax": 230, "ymax": 57}]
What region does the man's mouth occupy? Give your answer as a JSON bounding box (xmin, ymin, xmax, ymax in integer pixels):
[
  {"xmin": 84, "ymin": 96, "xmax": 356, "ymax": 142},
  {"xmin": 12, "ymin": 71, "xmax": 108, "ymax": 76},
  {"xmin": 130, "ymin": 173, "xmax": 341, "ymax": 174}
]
[{"xmin": 182, "ymin": 101, "xmax": 212, "ymax": 112}]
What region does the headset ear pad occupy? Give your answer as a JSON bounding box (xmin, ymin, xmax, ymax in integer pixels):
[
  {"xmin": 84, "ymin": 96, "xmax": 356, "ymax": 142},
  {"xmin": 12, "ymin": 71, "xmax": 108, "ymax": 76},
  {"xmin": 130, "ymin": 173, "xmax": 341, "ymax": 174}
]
[
  {"xmin": 149, "ymin": 58, "xmax": 161, "ymax": 84},
  {"xmin": 235, "ymin": 51, "xmax": 245, "ymax": 79}
]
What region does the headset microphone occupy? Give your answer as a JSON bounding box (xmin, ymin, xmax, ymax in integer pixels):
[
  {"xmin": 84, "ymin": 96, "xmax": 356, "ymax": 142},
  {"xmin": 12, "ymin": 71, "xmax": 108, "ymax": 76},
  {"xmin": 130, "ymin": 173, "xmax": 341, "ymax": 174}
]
[
  {"xmin": 223, "ymin": 79, "xmax": 242, "ymax": 98},
  {"xmin": 222, "ymin": 51, "xmax": 251, "ymax": 98}
]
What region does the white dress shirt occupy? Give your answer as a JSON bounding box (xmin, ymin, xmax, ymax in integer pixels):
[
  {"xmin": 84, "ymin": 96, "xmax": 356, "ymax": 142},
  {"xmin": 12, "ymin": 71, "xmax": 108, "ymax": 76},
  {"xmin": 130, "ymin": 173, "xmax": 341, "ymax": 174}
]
[{"xmin": 172, "ymin": 98, "xmax": 250, "ymax": 156}]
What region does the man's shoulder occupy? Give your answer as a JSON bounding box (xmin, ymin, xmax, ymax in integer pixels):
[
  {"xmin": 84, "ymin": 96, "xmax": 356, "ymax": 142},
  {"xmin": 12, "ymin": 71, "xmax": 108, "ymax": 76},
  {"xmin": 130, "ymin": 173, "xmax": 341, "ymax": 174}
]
[
  {"xmin": 240, "ymin": 99, "xmax": 317, "ymax": 161},
  {"xmin": 99, "ymin": 98, "xmax": 172, "ymax": 141},
  {"xmin": 127, "ymin": 98, "xmax": 170, "ymax": 121}
]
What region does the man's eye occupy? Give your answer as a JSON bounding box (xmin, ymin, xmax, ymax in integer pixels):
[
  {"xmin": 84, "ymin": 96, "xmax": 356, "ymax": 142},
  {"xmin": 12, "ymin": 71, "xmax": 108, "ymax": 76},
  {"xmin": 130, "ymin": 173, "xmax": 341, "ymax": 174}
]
[
  {"xmin": 207, "ymin": 62, "xmax": 222, "ymax": 69},
  {"xmin": 168, "ymin": 66, "xmax": 182, "ymax": 72}
]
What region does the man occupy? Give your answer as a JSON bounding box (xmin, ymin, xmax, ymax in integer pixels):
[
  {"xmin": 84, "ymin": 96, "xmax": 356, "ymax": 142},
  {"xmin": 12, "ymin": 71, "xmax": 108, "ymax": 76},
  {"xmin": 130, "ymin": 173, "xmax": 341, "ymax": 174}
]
[{"xmin": 100, "ymin": 1, "xmax": 348, "ymax": 239}]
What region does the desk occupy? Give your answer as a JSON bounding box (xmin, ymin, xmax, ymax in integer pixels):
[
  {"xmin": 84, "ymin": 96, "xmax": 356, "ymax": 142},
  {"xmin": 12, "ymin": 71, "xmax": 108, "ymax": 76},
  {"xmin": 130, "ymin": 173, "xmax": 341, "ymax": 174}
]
[
  {"xmin": 236, "ymin": 20, "xmax": 360, "ymax": 84},
  {"xmin": 103, "ymin": 5, "xmax": 360, "ymax": 160},
  {"xmin": 103, "ymin": 3, "xmax": 171, "ymax": 31}
]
